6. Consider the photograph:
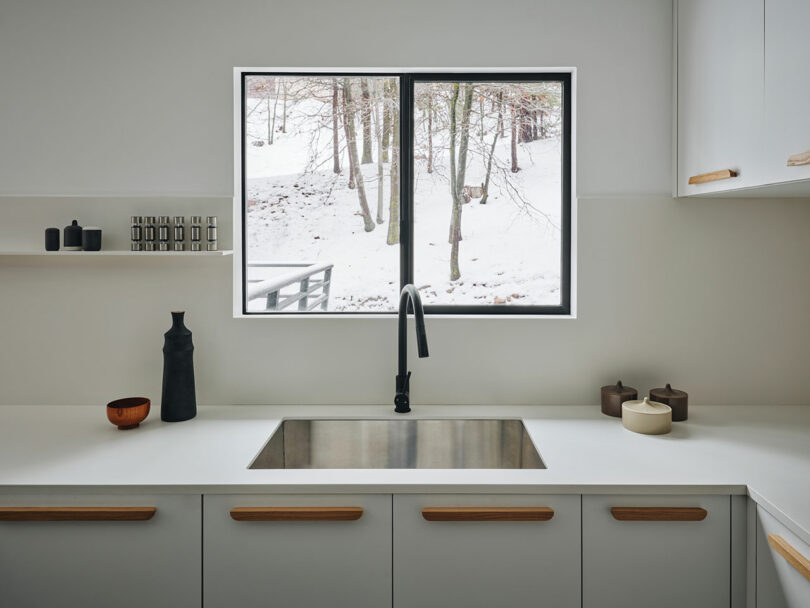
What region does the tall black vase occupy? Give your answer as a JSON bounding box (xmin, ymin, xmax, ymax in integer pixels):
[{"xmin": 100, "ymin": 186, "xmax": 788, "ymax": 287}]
[{"xmin": 161, "ymin": 311, "xmax": 197, "ymax": 422}]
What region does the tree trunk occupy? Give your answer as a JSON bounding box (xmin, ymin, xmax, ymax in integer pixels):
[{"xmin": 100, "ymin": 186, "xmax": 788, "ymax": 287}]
[
  {"xmin": 360, "ymin": 79, "xmax": 373, "ymax": 164},
  {"xmin": 342, "ymin": 79, "xmax": 374, "ymax": 231},
  {"xmin": 381, "ymin": 80, "xmax": 391, "ymax": 163},
  {"xmin": 481, "ymin": 128, "xmax": 500, "ymax": 205},
  {"xmin": 281, "ymin": 81, "xmax": 288, "ymax": 133},
  {"xmin": 332, "ymin": 81, "xmax": 340, "ymax": 174},
  {"xmin": 269, "ymin": 84, "xmax": 280, "ymax": 145},
  {"xmin": 448, "ymin": 83, "xmax": 474, "ymax": 281},
  {"xmin": 375, "ymin": 83, "xmax": 384, "ymax": 224},
  {"xmin": 386, "ymin": 80, "xmax": 400, "ymax": 245},
  {"xmin": 341, "ymin": 89, "xmax": 355, "ymax": 188},
  {"xmin": 427, "ymin": 93, "xmax": 433, "ymax": 174},
  {"xmin": 498, "ymin": 90, "xmax": 504, "ymax": 138},
  {"xmin": 510, "ymin": 104, "xmax": 519, "ymax": 173}
]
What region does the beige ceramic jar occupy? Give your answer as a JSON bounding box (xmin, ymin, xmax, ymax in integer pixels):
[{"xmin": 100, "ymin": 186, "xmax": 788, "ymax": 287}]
[{"xmin": 622, "ymin": 397, "xmax": 672, "ymax": 435}]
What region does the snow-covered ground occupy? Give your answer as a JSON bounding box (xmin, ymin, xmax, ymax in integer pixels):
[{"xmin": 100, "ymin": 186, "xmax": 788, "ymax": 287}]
[{"xmin": 244, "ymin": 88, "xmax": 562, "ymax": 312}]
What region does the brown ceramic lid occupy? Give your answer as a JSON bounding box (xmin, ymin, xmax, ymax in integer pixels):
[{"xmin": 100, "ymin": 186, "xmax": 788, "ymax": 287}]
[
  {"xmin": 601, "ymin": 380, "xmax": 637, "ymax": 397},
  {"xmin": 650, "ymin": 383, "xmax": 687, "ymax": 399}
]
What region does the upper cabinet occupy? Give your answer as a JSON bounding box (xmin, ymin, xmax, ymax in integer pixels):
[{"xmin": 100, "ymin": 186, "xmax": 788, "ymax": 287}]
[
  {"xmin": 676, "ymin": 0, "xmax": 810, "ymax": 196},
  {"xmin": 763, "ymin": 0, "xmax": 810, "ymax": 187},
  {"xmin": 677, "ymin": 0, "xmax": 765, "ymax": 196}
]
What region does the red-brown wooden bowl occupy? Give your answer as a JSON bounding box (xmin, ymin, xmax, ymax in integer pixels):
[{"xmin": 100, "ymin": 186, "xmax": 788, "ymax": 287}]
[{"xmin": 107, "ymin": 397, "xmax": 150, "ymax": 430}]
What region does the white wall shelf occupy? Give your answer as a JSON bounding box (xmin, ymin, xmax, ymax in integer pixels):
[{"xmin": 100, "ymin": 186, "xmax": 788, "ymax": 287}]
[{"xmin": 0, "ymin": 250, "xmax": 233, "ymax": 257}]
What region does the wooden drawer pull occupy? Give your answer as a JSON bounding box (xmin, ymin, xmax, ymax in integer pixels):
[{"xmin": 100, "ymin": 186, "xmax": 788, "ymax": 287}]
[
  {"xmin": 611, "ymin": 507, "xmax": 707, "ymax": 521},
  {"xmin": 688, "ymin": 169, "xmax": 738, "ymax": 184},
  {"xmin": 422, "ymin": 507, "xmax": 554, "ymax": 522},
  {"xmin": 230, "ymin": 507, "xmax": 363, "ymax": 521},
  {"xmin": 0, "ymin": 507, "xmax": 156, "ymax": 521},
  {"xmin": 787, "ymin": 152, "xmax": 810, "ymax": 167},
  {"xmin": 768, "ymin": 535, "xmax": 810, "ymax": 582}
]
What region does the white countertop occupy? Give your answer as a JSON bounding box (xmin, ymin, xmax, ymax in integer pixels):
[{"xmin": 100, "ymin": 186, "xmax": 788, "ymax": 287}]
[{"xmin": 1, "ymin": 404, "xmax": 809, "ymax": 544}]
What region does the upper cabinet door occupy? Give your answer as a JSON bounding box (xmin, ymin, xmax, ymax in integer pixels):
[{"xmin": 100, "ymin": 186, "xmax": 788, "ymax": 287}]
[
  {"xmin": 764, "ymin": 0, "xmax": 810, "ymax": 186},
  {"xmin": 677, "ymin": 0, "xmax": 765, "ymax": 196}
]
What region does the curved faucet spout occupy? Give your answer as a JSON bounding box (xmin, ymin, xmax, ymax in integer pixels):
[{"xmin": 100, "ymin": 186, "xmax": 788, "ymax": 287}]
[{"xmin": 395, "ymin": 285, "xmax": 429, "ymax": 413}]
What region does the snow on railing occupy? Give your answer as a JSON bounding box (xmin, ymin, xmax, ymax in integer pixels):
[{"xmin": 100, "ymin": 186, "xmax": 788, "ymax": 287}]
[{"xmin": 246, "ymin": 261, "xmax": 333, "ymax": 312}]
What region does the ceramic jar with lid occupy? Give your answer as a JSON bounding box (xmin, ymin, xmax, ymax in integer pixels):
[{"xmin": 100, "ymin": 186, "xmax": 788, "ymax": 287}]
[
  {"xmin": 63, "ymin": 219, "xmax": 82, "ymax": 251},
  {"xmin": 622, "ymin": 397, "xmax": 672, "ymax": 435},
  {"xmin": 600, "ymin": 380, "xmax": 638, "ymax": 418},
  {"xmin": 650, "ymin": 384, "xmax": 688, "ymax": 421}
]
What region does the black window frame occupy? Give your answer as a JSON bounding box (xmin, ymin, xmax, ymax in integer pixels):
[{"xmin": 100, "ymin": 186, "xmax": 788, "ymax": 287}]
[{"xmin": 240, "ymin": 70, "xmax": 572, "ymax": 316}]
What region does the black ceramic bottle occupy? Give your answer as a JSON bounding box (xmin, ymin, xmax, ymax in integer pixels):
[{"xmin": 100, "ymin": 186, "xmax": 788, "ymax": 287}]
[{"xmin": 161, "ymin": 311, "xmax": 197, "ymax": 422}]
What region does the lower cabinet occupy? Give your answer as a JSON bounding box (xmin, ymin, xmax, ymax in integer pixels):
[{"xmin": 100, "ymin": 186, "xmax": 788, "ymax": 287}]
[
  {"xmin": 0, "ymin": 494, "xmax": 201, "ymax": 608},
  {"xmin": 203, "ymin": 494, "xmax": 392, "ymax": 608},
  {"xmin": 582, "ymin": 494, "xmax": 731, "ymax": 608},
  {"xmin": 393, "ymin": 494, "xmax": 581, "ymax": 608},
  {"xmin": 757, "ymin": 505, "xmax": 810, "ymax": 608}
]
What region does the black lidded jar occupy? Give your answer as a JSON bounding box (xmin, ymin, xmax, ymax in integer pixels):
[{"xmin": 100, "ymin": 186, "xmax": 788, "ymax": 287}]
[
  {"xmin": 650, "ymin": 383, "xmax": 689, "ymax": 422},
  {"xmin": 600, "ymin": 380, "xmax": 638, "ymax": 417},
  {"xmin": 161, "ymin": 311, "xmax": 197, "ymax": 422}
]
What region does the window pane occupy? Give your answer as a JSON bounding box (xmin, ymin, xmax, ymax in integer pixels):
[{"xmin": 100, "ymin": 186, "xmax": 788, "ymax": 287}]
[
  {"xmin": 412, "ymin": 80, "xmax": 564, "ymax": 307},
  {"xmin": 244, "ymin": 75, "xmax": 400, "ymax": 312}
]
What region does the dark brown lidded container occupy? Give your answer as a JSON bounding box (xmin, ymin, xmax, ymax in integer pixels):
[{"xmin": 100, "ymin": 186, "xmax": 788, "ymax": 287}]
[
  {"xmin": 650, "ymin": 383, "xmax": 688, "ymax": 421},
  {"xmin": 601, "ymin": 380, "xmax": 638, "ymax": 418}
]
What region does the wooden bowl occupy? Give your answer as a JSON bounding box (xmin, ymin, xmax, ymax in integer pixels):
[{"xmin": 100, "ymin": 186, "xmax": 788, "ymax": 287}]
[{"xmin": 107, "ymin": 397, "xmax": 150, "ymax": 430}]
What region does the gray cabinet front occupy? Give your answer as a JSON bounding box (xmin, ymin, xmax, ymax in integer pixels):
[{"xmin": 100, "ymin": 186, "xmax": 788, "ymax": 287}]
[
  {"xmin": 582, "ymin": 494, "xmax": 730, "ymax": 608},
  {"xmin": 393, "ymin": 494, "xmax": 581, "ymax": 608},
  {"xmin": 203, "ymin": 494, "xmax": 392, "ymax": 608},
  {"xmin": 0, "ymin": 494, "xmax": 201, "ymax": 608}
]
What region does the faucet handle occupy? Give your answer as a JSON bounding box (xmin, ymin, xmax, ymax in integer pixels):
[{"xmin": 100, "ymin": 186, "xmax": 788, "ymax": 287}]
[{"xmin": 394, "ymin": 372, "xmax": 411, "ymax": 414}]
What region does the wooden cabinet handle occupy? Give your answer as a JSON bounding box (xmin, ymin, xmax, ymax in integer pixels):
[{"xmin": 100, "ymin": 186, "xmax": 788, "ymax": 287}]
[
  {"xmin": 421, "ymin": 507, "xmax": 554, "ymax": 522},
  {"xmin": 688, "ymin": 169, "xmax": 738, "ymax": 184},
  {"xmin": 787, "ymin": 152, "xmax": 810, "ymax": 167},
  {"xmin": 768, "ymin": 534, "xmax": 810, "ymax": 582},
  {"xmin": 0, "ymin": 507, "xmax": 156, "ymax": 521},
  {"xmin": 230, "ymin": 507, "xmax": 363, "ymax": 521},
  {"xmin": 610, "ymin": 507, "xmax": 707, "ymax": 521}
]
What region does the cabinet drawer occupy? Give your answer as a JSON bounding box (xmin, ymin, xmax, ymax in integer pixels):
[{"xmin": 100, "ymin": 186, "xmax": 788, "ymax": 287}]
[
  {"xmin": 582, "ymin": 494, "xmax": 730, "ymax": 608},
  {"xmin": 203, "ymin": 494, "xmax": 391, "ymax": 608},
  {"xmin": 393, "ymin": 494, "xmax": 580, "ymax": 608},
  {"xmin": 757, "ymin": 505, "xmax": 810, "ymax": 608},
  {"xmin": 0, "ymin": 494, "xmax": 201, "ymax": 608}
]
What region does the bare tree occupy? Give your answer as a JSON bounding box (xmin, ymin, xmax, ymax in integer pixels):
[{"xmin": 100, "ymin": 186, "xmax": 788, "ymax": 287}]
[
  {"xmin": 381, "ymin": 80, "xmax": 391, "ymax": 163},
  {"xmin": 342, "ymin": 79, "xmax": 374, "ymax": 231},
  {"xmin": 374, "ymin": 81, "xmax": 384, "ymax": 224},
  {"xmin": 510, "ymin": 102, "xmax": 519, "ymax": 173},
  {"xmin": 481, "ymin": 127, "xmax": 500, "ymax": 204},
  {"xmin": 427, "ymin": 90, "xmax": 434, "ymax": 174},
  {"xmin": 448, "ymin": 82, "xmax": 474, "ymax": 281},
  {"xmin": 360, "ymin": 79, "xmax": 373, "ymax": 164},
  {"xmin": 387, "ymin": 79, "xmax": 400, "ymax": 245},
  {"xmin": 281, "ymin": 81, "xmax": 288, "ymax": 133},
  {"xmin": 332, "ymin": 80, "xmax": 340, "ymax": 174}
]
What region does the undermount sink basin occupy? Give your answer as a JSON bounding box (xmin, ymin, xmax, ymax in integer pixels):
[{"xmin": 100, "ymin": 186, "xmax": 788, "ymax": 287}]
[{"xmin": 249, "ymin": 418, "xmax": 545, "ymax": 469}]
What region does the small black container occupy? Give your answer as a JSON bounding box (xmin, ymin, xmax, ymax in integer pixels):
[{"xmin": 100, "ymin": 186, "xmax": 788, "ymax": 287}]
[
  {"xmin": 63, "ymin": 220, "xmax": 82, "ymax": 250},
  {"xmin": 45, "ymin": 228, "xmax": 60, "ymax": 251},
  {"xmin": 82, "ymin": 227, "xmax": 102, "ymax": 251},
  {"xmin": 161, "ymin": 311, "xmax": 197, "ymax": 422}
]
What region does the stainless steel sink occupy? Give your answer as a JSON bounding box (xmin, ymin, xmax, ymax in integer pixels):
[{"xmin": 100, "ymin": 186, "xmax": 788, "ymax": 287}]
[{"xmin": 249, "ymin": 418, "xmax": 545, "ymax": 469}]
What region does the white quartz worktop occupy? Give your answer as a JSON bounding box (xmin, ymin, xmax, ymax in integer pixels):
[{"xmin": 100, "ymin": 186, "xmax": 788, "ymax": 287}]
[{"xmin": 1, "ymin": 405, "xmax": 809, "ymax": 544}]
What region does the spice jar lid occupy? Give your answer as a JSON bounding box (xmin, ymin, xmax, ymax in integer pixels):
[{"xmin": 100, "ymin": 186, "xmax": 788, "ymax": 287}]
[
  {"xmin": 650, "ymin": 383, "xmax": 688, "ymax": 399},
  {"xmin": 622, "ymin": 397, "xmax": 671, "ymax": 415},
  {"xmin": 601, "ymin": 380, "xmax": 637, "ymax": 397}
]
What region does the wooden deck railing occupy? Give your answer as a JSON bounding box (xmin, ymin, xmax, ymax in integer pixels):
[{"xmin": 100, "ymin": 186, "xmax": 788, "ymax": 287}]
[{"xmin": 247, "ymin": 261, "xmax": 333, "ymax": 312}]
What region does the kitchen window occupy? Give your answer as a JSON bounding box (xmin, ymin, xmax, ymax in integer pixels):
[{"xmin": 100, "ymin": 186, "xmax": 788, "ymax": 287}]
[{"xmin": 236, "ymin": 70, "xmax": 573, "ymax": 315}]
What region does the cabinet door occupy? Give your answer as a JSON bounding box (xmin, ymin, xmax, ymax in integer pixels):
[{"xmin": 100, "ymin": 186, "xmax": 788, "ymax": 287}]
[
  {"xmin": 764, "ymin": 0, "xmax": 810, "ymax": 186},
  {"xmin": 393, "ymin": 494, "xmax": 580, "ymax": 608},
  {"xmin": 757, "ymin": 505, "xmax": 810, "ymax": 608},
  {"xmin": 203, "ymin": 494, "xmax": 391, "ymax": 608},
  {"xmin": 677, "ymin": 0, "xmax": 765, "ymax": 195},
  {"xmin": 0, "ymin": 494, "xmax": 201, "ymax": 608},
  {"xmin": 582, "ymin": 494, "xmax": 730, "ymax": 608}
]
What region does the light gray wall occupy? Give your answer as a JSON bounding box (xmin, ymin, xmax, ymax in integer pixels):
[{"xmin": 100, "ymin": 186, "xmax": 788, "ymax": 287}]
[{"xmin": 1, "ymin": 0, "xmax": 809, "ymax": 406}]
